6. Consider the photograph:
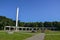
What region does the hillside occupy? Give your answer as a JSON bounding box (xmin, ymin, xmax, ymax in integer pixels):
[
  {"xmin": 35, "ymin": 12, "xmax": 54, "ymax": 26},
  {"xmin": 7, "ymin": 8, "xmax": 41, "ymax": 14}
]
[{"xmin": 0, "ymin": 16, "xmax": 15, "ymax": 30}]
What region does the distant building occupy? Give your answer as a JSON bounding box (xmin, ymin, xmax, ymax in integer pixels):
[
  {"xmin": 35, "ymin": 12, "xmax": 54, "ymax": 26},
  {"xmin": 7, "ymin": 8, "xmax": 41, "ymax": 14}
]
[{"xmin": 4, "ymin": 26, "xmax": 57, "ymax": 32}]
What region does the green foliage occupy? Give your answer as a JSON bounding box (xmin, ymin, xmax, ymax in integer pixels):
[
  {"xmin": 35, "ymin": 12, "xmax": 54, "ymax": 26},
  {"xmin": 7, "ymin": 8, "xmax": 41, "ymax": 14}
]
[
  {"xmin": 44, "ymin": 22, "xmax": 53, "ymax": 27},
  {"xmin": 0, "ymin": 16, "xmax": 14, "ymax": 30},
  {"xmin": 0, "ymin": 16, "xmax": 60, "ymax": 30}
]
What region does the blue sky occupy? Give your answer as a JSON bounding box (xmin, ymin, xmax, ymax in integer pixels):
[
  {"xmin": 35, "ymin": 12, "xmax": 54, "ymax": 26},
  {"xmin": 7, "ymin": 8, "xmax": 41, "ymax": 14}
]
[{"xmin": 0, "ymin": 0, "xmax": 60, "ymax": 22}]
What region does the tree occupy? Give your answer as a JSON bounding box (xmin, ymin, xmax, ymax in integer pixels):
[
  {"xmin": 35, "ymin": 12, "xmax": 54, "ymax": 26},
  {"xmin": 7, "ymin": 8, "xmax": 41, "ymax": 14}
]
[{"xmin": 44, "ymin": 22, "xmax": 53, "ymax": 27}]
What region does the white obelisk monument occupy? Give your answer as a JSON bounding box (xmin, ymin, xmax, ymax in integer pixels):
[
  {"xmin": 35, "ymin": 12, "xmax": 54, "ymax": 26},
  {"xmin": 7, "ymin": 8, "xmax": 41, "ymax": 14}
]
[{"xmin": 16, "ymin": 7, "xmax": 19, "ymax": 31}]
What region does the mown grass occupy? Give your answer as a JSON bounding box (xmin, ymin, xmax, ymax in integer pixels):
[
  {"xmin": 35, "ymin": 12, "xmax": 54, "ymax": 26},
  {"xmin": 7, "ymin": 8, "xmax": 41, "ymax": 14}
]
[
  {"xmin": 45, "ymin": 31, "xmax": 60, "ymax": 40},
  {"xmin": 0, "ymin": 31, "xmax": 34, "ymax": 40},
  {"xmin": 44, "ymin": 35, "xmax": 60, "ymax": 40}
]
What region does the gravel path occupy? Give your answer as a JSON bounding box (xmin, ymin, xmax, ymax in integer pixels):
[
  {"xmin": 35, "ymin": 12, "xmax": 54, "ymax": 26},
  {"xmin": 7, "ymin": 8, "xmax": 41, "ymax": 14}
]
[{"xmin": 25, "ymin": 33, "xmax": 45, "ymax": 40}]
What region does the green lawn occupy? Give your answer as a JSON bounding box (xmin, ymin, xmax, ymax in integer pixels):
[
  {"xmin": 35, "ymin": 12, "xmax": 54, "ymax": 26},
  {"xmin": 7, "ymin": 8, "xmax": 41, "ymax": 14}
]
[
  {"xmin": 45, "ymin": 31, "xmax": 60, "ymax": 34},
  {"xmin": 45, "ymin": 31, "xmax": 60, "ymax": 40},
  {"xmin": 0, "ymin": 31, "xmax": 34, "ymax": 40},
  {"xmin": 45, "ymin": 35, "xmax": 60, "ymax": 40}
]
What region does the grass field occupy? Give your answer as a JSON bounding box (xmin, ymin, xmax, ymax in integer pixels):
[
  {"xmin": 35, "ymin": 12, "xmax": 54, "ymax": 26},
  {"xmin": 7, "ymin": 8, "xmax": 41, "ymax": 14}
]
[
  {"xmin": 45, "ymin": 31, "xmax": 60, "ymax": 40},
  {"xmin": 0, "ymin": 31, "xmax": 35, "ymax": 40}
]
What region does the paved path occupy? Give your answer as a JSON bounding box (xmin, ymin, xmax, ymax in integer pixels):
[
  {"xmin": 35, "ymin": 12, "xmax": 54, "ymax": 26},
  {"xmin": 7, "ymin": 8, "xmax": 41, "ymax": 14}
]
[{"xmin": 25, "ymin": 33, "xmax": 45, "ymax": 40}]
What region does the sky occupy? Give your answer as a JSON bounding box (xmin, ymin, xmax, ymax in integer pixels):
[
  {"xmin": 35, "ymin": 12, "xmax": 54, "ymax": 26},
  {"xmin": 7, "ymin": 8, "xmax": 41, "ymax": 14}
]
[{"xmin": 0, "ymin": 0, "xmax": 60, "ymax": 22}]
